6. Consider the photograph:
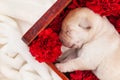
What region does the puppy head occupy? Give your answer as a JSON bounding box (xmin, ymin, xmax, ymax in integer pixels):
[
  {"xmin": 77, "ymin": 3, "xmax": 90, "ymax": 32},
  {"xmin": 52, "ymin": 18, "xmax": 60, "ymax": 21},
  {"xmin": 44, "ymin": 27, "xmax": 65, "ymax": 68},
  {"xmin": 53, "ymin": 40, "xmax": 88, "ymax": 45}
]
[{"xmin": 60, "ymin": 8, "xmax": 103, "ymax": 48}]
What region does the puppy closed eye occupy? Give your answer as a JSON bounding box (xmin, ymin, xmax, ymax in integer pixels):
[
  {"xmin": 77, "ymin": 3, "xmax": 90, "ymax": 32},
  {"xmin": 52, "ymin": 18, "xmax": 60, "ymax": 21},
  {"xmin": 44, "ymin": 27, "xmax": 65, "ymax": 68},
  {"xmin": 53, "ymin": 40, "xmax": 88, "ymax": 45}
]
[
  {"xmin": 79, "ymin": 24, "xmax": 91, "ymax": 30},
  {"xmin": 85, "ymin": 26, "xmax": 91, "ymax": 30}
]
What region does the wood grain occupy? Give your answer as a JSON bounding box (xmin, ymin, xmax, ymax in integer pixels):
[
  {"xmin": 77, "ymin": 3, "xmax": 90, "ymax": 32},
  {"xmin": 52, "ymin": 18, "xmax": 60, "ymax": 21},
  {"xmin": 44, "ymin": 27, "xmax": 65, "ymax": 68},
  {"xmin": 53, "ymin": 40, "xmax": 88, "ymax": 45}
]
[{"xmin": 22, "ymin": 0, "xmax": 72, "ymax": 80}]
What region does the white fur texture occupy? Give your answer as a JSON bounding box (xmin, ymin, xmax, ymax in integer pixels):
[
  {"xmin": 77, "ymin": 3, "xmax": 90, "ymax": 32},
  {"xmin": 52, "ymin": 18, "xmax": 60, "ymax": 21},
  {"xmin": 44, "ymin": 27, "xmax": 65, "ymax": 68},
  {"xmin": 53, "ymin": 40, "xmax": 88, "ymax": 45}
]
[{"xmin": 56, "ymin": 8, "xmax": 120, "ymax": 80}]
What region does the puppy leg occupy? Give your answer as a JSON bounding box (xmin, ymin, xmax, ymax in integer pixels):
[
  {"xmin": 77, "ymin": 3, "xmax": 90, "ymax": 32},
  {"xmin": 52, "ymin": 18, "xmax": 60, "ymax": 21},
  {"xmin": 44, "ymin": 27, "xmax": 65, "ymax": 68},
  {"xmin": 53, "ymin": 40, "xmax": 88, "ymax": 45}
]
[
  {"xmin": 57, "ymin": 46, "xmax": 77, "ymax": 62},
  {"xmin": 56, "ymin": 58, "xmax": 88, "ymax": 72},
  {"xmin": 59, "ymin": 51, "xmax": 77, "ymax": 63}
]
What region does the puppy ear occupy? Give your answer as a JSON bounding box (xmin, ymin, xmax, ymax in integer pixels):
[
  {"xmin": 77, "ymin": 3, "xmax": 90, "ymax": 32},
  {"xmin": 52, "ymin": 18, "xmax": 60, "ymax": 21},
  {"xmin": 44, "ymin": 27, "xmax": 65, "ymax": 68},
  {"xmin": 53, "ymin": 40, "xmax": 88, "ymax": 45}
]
[
  {"xmin": 102, "ymin": 16, "xmax": 114, "ymax": 27},
  {"xmin": 102, "ymin": 16, "xmax": 112, "ymax": 24},
  {"xmin": 102, "ymin": 16, "xmax": 109, "ymax": 21}
]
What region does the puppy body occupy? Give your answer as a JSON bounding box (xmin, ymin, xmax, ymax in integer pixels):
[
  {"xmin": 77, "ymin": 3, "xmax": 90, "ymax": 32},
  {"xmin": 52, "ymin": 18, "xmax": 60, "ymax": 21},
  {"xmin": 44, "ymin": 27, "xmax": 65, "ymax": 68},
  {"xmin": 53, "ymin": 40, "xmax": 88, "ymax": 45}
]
[{"xmin": 56, "ymin": 8, "xmax": 120, "ymax": 80}]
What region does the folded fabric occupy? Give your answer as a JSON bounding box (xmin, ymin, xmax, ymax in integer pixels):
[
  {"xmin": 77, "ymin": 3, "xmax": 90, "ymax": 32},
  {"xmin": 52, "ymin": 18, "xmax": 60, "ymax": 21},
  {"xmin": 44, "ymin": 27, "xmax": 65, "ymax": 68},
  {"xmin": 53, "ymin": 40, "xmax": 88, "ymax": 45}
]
[{"xmin": 0, "ymin": 0, "xmax": 62, "ymax": 80}]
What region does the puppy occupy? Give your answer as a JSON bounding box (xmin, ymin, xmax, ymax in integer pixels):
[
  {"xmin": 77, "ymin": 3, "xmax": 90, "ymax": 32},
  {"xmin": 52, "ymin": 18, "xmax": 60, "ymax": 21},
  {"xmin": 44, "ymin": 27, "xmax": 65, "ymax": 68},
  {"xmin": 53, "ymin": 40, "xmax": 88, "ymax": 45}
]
[{"xmin": 56, "ymin": 8, "xmax": 120, "ymax": 80}]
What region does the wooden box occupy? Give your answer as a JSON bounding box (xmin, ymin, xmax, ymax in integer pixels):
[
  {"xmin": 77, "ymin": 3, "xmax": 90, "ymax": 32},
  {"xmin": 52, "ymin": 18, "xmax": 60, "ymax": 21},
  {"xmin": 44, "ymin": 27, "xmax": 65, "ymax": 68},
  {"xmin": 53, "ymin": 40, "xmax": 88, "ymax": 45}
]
[{"xmin": 22, "ymin": 0, "xmax": 72, "ymax": 80}]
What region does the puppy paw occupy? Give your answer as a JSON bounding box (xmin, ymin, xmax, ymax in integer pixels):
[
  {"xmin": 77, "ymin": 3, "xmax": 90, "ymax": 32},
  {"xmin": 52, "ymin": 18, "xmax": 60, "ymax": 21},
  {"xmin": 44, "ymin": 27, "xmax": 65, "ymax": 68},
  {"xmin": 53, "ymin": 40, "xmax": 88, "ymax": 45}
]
[{"xmin": 55, "ymin": 63, "xmax": 68, "ymax": 73}]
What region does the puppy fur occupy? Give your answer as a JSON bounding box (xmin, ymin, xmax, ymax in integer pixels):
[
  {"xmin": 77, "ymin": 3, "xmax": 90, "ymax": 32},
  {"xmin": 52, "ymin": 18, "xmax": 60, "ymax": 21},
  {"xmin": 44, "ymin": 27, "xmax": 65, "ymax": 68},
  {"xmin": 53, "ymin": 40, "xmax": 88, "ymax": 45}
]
[{"xmin": 56, "ymin": 8, "xmax": 120, "ymax": 80}]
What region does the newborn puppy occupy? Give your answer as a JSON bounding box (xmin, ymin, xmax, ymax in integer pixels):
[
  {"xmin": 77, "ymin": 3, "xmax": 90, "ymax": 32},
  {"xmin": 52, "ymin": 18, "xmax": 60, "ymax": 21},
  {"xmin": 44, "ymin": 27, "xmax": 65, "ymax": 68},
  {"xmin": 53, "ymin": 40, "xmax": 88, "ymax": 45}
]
[{"xmin": 56, "ymin": 7, "xmax": 120, "ymax": 80}]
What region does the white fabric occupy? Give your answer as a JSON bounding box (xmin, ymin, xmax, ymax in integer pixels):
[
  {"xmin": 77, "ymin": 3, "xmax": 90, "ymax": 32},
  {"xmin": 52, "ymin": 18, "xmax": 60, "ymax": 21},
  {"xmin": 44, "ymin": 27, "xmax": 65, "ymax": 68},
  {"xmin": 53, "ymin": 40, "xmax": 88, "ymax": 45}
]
[{"xmin": 0, "ymin": 0, "xmax": 62, "ymax": 80}]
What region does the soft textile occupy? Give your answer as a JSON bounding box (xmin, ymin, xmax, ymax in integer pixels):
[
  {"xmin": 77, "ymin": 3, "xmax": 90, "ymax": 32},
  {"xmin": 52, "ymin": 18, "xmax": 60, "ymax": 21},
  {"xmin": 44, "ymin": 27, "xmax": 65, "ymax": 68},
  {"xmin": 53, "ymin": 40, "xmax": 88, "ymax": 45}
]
[{"xmin": 0, "ymin": 0, "xmax": 62, "ymax": 80}]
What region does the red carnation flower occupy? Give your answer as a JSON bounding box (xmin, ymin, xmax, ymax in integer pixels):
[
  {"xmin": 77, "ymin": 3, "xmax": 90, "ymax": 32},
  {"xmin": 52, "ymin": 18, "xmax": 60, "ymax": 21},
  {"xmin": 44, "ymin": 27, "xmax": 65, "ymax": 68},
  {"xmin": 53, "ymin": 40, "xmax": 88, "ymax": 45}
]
[
  {"xmin": 29, "ymin": 28, "xmax": 62, "ymax": 63},
  {"xmin": 70, "ymin": 71, "xmax": 98, "ymax": 80}
]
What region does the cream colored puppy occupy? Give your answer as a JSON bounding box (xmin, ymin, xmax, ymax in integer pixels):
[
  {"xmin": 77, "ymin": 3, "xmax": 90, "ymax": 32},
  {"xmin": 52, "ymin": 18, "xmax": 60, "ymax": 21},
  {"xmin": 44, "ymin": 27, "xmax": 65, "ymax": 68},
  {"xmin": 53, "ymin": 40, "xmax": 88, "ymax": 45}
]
[{"xmin": 56, "ymin": 7, "xmax": 120, "ymax": 80}]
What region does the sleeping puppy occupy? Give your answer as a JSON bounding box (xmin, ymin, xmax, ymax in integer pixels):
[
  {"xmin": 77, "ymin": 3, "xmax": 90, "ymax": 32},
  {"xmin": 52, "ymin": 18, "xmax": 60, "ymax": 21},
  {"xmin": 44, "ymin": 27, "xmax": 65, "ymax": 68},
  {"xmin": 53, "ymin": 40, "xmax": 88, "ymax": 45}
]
[{"xmin": 56, "ymin": 7, "xmax": 120, "ymax": 80}]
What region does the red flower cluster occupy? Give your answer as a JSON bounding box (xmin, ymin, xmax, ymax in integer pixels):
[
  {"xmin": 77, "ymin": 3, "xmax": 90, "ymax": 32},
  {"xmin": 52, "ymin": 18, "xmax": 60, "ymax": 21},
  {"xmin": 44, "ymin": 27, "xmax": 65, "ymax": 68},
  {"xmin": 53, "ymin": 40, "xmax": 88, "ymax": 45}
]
[
  {"xmin": 29, "ymin": 28, "xmax": 62, "ymax": 62},
  {"xmin": 86, "ymin": 0, "xmax": 120, "ymax": 16},
  {"xmin": 69, "ymin": 0, "xmax": 120, "ymax": 16},
  {"xmin": 70, "ymin": 71, "xmax": 98, "ymax": 80},
  {"xmin": 29, "ymin": 0, "xmax": 120, "ymax": 80}
]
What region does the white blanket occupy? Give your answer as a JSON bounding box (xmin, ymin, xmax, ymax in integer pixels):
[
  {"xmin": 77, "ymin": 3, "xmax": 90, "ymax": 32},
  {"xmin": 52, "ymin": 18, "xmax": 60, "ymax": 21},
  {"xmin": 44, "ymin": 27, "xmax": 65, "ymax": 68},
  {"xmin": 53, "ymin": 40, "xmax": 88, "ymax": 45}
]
[{"xmin": 0, "ymin": 0, "xmax": 62, "ymax": 80}]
